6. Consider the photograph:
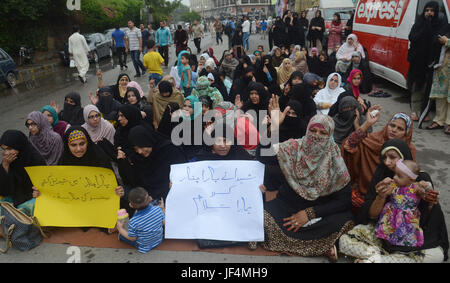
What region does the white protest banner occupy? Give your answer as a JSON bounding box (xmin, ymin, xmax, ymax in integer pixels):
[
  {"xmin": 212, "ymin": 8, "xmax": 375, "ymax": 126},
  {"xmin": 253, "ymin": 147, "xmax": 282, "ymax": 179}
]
[{"xmin": 165, "ymin": 160, "xmax": 265, "ymax": 242}]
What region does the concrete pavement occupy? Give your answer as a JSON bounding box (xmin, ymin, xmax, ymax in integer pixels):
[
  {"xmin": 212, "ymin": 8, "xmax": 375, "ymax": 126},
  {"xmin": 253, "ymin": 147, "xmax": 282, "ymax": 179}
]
[{"xmin": 0, "ymin": 32, "xmax": 449, "ymax": 263}]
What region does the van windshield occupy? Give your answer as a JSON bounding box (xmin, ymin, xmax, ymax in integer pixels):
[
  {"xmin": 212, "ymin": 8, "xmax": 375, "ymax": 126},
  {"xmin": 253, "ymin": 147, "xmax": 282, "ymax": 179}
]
[{"xmin": 323, "ymin": 8, "xmax": 352, "ymax": 21}]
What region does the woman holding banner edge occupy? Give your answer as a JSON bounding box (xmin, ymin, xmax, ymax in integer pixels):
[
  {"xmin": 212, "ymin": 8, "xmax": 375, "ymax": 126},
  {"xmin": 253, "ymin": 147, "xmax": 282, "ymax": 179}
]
[{"xmin": 31, "ymin": 127, "xmax": 125, "ymax": 200}]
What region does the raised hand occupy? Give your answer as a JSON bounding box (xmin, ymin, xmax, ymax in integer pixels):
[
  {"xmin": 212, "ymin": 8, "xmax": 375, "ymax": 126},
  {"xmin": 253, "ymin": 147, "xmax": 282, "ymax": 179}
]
[
  {"xmin": 234, "ymin": 94, "xmax": 243, "ymax": 109},
  {"xmin": 89, "ymin": 92, "xmax": 99, "ymax": 105}
]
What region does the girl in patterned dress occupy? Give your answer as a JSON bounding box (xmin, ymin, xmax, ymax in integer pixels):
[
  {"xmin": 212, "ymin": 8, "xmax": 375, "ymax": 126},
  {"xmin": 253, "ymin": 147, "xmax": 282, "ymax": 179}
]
[{"xmin": 375, "ymin": 159, "xmax": 426, "ymax": 248}]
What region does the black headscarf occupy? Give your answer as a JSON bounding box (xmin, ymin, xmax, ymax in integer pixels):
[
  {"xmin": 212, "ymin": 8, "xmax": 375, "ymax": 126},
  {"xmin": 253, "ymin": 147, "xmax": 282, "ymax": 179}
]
[
  {"xmin": 97, "ymin": 86, "xmax": 121, "ymax": 121},
  {"xmin": 59, "ymin": 126, "xmax": 112, "ymax": 169},
  {"xmin": 126, "ymin": 125, "xmax": 187, "ymax": 200},
  {"xmin": 0, "ymin": 130, "xmax": 46, "ymax": 206},
  {"xmin": 333, "ymin": 96, "xmax": 365, "ymax": 146},
  {"xmin": 126, "ymin": 87, "xmax": 153, "ymax": 128},
  {"xmin": 196, "ymin": 122, "xmax": 252, "ymax": 161},
  {"xmin": 279, "ymin": 99, "xmax": 307, "ymax": 142},
  {"xmin": 255, "ymin": 55, "xmax": 278, "ymax": 87},
  {"xmin": 289, "ymin": 83, "xmax": 316, "ymax": 123},
  {"xmin": 243, "ymin": 82, "xmax": 269, "ymax": 112},
  {"xmin": 112, "ymin": 73, "xmax": 131, "ymax": 103},
  {"xmin": 114, "ymin": 104, "xmax": 143, "ymax": 155},
  {"xmin": 61, "ymin": 92, "xmax": 84, "ymax": 126},
  {"xmin": 407, "ymin": 1, "xmax": 445, "ymax": 90}
]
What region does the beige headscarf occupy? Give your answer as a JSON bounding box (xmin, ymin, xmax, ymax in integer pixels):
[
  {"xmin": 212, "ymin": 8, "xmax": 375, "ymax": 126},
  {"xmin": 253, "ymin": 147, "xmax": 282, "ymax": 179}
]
[
  {"xmin": 152, "ymin": 76, "xmax": 185, "ymax": 127},
  {"xmin": 292, "ymin": 51, "xmax": 309, "ymax": 75},
  {"xmin": 277, "ymin": 58, "xmax": 296, "ymax": 85}
]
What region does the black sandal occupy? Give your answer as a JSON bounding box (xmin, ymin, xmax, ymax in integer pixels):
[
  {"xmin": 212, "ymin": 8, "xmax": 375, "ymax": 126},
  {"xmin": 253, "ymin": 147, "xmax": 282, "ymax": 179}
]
[
  {"xmin": 445, "ymin": 126, "xmax": 450, "ymax": 135},
  {"xmin": 426, "ymin": 122, "xmax": 444, "ymax": 130}
]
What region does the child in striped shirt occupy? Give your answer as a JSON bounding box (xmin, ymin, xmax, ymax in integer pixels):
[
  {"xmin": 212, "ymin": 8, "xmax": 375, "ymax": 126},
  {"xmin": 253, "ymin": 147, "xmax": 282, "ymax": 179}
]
[{"xmin": 117, "ymin": 187, "xmax": 165, "ymax": 253}]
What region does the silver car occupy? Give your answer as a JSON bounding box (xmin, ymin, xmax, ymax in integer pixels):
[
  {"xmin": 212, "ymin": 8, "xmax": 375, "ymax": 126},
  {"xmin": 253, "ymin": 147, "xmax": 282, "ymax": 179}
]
[{"xmin": 83, "ymin": 33, "xmax": 113, "ymax": 63}]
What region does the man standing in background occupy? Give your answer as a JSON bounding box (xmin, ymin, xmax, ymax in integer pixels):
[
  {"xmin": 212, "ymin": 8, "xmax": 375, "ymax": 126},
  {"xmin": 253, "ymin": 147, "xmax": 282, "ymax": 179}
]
[
  {"xmin": 112, "ymin": 24, "xmax": 127, "ymax": 70},
  {"xmin": 68, "ymin": 25, "xmax": 91, "ymax": 83},
  {"xmin": 155, "ymin": 21, "xmax": 173, "ymax": 68},
  {"xmin": 214, "ymin": 18, "xmax": 223, "ymax": 45},
  {"xmin": 192, "ymin": 19, "xmax": 204, "ymax": 54},
  {"xmin": 125, "ymin": 20, "xmax": 146, "ymax": 77},
  {"xmin": 140, "ymin": 23, "xmax": 150, "ymax": 54},
  {"xmin": 242, "ymin": 16, "xmax": 251, "ymax": 52}
]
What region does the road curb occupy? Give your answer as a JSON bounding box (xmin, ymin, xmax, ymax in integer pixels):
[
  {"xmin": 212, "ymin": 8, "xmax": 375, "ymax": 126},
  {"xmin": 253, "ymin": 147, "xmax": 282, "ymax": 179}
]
[{"xmin": 17, "ymin": 62, "xmax": 60, "ymax": 85}]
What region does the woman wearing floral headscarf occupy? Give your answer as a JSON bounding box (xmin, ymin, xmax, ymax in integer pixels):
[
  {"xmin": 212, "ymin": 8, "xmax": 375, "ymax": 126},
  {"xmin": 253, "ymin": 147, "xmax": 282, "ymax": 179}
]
[
  {"xmin": 191, "ymin": 76, "xmax": 224, "ymax": 108},
  {"xmin": 262, "ymin": 114, "xmax": 353, "ymax": 262}
]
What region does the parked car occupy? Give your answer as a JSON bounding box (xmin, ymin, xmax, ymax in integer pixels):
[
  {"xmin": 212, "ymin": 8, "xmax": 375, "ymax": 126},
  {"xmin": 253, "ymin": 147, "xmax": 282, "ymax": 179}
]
[
  {"xmin": 0, "ymin": 48, "xmax": 19, "ymax": 88},
  {"xmin": 83, "ymin": 33, "xmax": 113, "ymax": 63},
  {"xmin": 103, "ymin": 27, "xmax": 129, "ymax": 55}
]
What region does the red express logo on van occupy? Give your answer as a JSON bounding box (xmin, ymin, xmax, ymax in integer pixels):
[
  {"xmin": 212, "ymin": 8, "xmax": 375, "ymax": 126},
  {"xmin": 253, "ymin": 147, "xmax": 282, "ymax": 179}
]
[{"xmin": 355, "ymin": 0, "xmax": 410, "ymax": 26}]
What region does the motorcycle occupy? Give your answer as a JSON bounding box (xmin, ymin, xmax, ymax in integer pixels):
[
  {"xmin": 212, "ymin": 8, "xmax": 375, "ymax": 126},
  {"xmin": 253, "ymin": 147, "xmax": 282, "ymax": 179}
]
[
  {"xmin": 19, "ymin": 46, "xmax": 33, "ymax": 66},
  {"xmin": 59, "ymin": 43, "xmax": 70, "ymax": 67}
]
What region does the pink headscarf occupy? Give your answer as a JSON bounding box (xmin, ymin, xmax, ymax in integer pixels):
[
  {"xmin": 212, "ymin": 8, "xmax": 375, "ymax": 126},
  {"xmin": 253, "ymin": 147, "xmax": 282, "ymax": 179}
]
[
  {"xmin": 234, "ymin": 116, "xmax": 260, "ymax": 150},
  {"xmin": 127, "ymin": 81, "xmax": 145, "ymax": 98},
  {"xmin": 310, "ymin": 47, "xmax": 319, "ymax": 57},
  {"xmin": 347, "ymin": 69, "xmax": 363, "ymax": 99}
]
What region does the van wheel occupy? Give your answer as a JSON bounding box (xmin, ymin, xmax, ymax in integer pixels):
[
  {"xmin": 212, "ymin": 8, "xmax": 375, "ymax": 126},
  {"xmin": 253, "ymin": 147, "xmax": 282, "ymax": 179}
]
[{"xmin": 6, "ymin": 72, "xmax": 17, "ymax": 88}]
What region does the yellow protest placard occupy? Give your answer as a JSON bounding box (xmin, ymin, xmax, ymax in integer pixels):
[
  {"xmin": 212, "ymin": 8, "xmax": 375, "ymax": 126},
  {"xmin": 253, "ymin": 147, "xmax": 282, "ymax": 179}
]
[{"xmin": 25, "ymin": 166, "xmax": 120, "ymax": 228}]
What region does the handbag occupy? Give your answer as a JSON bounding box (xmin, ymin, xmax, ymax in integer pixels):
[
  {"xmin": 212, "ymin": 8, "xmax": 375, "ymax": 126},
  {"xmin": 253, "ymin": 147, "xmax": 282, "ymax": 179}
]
[{"xmin": 0, "ymin": 202, "xmax": 46, "ymax": 253}]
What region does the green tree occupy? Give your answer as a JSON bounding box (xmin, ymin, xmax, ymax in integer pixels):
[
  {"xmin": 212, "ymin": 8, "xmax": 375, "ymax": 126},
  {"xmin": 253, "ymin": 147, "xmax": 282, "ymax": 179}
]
[
  {"xmin": 144, "ymin": 0, "xmax": 181, "ymax": 23},
  {"xmin": 181, "ymin": 11, "xmax": 202, "ymax": 23}
]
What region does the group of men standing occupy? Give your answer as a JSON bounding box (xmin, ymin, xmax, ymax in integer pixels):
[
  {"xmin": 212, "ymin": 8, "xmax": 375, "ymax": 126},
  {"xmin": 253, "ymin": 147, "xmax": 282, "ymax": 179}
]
[{"xmin": 68, "ymin": 20, "xmax": 174, "ymax": 81}]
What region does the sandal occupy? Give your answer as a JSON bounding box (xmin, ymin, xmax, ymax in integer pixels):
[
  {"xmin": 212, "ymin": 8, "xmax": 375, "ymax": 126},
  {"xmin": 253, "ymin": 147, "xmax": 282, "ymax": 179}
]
[
  {"xmin": 426, "ymin": 122, "xmax": 444, "ymax": 130},
  {"xmin": 326, "ymin": 245, "xmax": 338, "ymax": 263},
  {"xmin": 445, "ymin": 125, "xmax": 450, "ymax": 135}
]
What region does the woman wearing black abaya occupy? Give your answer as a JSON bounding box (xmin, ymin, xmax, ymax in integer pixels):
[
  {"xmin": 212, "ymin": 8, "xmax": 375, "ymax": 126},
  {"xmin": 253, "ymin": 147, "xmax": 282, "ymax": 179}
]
[
  {"xmin": 240, "ymin": 82, "xmax": 270, "ymax": 131},
  {"xmin": 279, "ymin": 99, "xmax": 307, "ymax": 142},
  {"xmin": 119, "ymin": 125, "xmax": 187, "ymax": 200},
  {"xmin": 332, "ymin": 96, "xmax": 365, "ymax": 146},
  {"xmin": 58, "ymin": 126, "xmax": 112, "ymax": 169},
  {"xmin": 340, "ymin": 139, "xmax": 448, "ymax": 263},
  {"xmin": 114, "ymin": 104, "xmax": 143, "ymax": 156},
  {"xmin": 272, "ymin": 16, "xmax": 286, "ymax": 49},
  {"xmin": 308, "ymin": 10, "xmax": 325, "ymax": 49},
  {"xmin": 255, "ymin": 55, "xmax": 282, "ymax": 96},
  {"xmin": 91, "ymin": 86, "xmax": 122, "ymax": 125},
  {"xmin": 33, "ymin": 126, "xmax": 125, "ymax": 222},
  {"xmin": 0, "ymin": 130, "xmax": 46, "ymax": 216},
  {"xmin": 196, "ymin": 123, "xmax": 252, "ymax": 161},
  {"xmin": 125, "ymin": 87, "xmax": 153, "ymax": 129},
  {"xmin": 57, "ymin": 92, "xmax": 85, "ymax": 126},
  {"xmin": 289, "ymin": 83, "xmax": 317, "ymax": 124}
]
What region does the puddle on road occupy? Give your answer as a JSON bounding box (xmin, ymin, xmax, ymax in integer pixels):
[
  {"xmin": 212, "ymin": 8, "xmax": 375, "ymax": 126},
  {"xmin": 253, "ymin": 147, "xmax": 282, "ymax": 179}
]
[{"xmin": 0, "ymin": 57, "xmax": 117, "ymax": 112}]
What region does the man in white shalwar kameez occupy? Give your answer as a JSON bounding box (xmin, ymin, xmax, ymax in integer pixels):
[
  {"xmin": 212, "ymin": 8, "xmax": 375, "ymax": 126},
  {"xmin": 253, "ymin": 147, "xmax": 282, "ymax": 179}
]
[{"xmin": 68, "ymin": 25, "xmax": 91, "ymax": 83}]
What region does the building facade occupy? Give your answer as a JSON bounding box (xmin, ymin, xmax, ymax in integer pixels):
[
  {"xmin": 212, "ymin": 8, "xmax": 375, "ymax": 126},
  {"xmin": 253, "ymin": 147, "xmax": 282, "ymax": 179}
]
[{"xmin": 190, "ymin": 0, "xmax": 273, "ymax": 20}]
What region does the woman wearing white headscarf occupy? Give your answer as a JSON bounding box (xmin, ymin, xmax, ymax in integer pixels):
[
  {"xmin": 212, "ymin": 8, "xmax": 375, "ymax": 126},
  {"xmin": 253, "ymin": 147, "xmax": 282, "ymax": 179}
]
[
  {"xmin": 314, "ymin": 73, "xmax": 346, "ymax": 115},
  {"xmin": 335, "ymin": 34, "xmax": 365, "ymax": 74}
]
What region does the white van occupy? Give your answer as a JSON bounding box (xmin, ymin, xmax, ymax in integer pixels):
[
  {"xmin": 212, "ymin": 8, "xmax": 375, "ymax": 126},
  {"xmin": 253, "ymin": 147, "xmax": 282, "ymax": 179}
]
[{"xmin": 353, "ymin": 0, "xmax": 450, "ymax": 89}]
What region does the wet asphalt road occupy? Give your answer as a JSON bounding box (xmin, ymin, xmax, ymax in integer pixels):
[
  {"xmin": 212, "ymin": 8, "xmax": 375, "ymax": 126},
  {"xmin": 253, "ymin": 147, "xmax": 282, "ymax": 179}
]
[{"xmin": 0, "ymin": 32, "xmax": 449, "ymax": 263}]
